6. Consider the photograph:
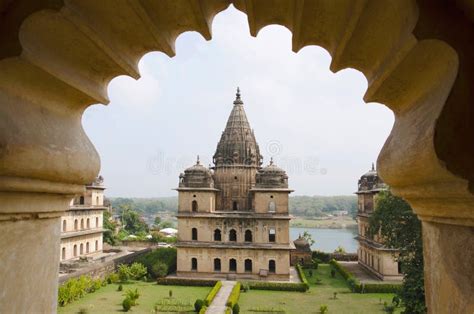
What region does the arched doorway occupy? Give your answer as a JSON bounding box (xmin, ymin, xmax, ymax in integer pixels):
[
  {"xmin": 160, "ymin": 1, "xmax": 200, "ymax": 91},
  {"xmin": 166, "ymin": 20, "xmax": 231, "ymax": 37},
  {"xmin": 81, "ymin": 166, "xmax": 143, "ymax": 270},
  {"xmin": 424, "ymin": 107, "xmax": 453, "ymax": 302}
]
[
  {"xmin": 191, "ymin": 258, "xmax": 198, "ymax": 271},
  {"xmin": 192, "ymin": 200, "xmax": 198, "ymax": 212},
  {"xmin": 214, "ymin": 258, "xmax": 221, "ymax": 272},
  {"xmin": 269, "ymin": 260, "xmax": 276, "ymax": 273},
  {"xmin": 61, "ymin": 248, "xmax": 66, "ymax": 260},
  {"xmin": 229, "ymin": 259, "xmax": 237, "ymax": 272},
  {"xmin": 192, "ymin": 228, "xmax": 198, "ymax": 241},
  {"xmin": 0, "ymin": 2, "xmax": 472, "ymax": 313},
  {"xmin": 244, "ymin": 259, "xmax": 252, "ymax": 273}
]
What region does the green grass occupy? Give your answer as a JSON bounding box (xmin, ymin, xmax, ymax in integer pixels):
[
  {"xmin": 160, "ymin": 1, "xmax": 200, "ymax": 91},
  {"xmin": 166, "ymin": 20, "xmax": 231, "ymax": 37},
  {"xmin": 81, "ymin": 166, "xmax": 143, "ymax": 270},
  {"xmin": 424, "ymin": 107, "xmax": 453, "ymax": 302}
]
[
  {"xmin": 238, "ymin": 264, "xmax": 403, "ymax": 314},
  {"xmin": 58, "ymin": 281, "xmax": 210, "ymax": 313}
]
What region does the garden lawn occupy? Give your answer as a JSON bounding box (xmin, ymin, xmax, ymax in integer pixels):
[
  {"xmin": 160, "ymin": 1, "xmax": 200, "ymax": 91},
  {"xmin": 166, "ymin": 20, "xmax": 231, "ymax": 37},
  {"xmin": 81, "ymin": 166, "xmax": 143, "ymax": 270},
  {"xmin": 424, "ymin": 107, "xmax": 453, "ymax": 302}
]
[
  {"xmin": 239, "ymin": 264, "xmax": 403, "ymax": 314},
  {"xmin": 58, "ymin": 281, "xmax": 210, "ymax": 313}
]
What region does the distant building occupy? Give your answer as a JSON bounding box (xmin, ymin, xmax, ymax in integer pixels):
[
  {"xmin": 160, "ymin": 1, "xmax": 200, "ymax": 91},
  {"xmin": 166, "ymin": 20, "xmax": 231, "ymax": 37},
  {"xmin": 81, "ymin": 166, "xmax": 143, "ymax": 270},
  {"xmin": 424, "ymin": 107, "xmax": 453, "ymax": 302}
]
[
  {"xmin": 355, "ymin": 164, "xmax": 403, "ymax": 281},
  {"xmin": 175, "ymin": 88, "xmax": 294, "ymax": 280},
  {"xmin": 60, "ymin": 176, "xmax": 106, "ymax": 261}
]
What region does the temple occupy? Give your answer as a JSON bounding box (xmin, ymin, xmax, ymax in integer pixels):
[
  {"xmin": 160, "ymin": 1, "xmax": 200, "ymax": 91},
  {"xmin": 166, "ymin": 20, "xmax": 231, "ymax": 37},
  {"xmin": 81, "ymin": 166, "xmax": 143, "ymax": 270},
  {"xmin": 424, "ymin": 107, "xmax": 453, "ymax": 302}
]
[
  {"xmin": 355, "ymin": 165, "xmax": 403, "ymax": 281},
  {"xmin": 175, "ymin": 88, "xmax": 294, "ymax": 280}
]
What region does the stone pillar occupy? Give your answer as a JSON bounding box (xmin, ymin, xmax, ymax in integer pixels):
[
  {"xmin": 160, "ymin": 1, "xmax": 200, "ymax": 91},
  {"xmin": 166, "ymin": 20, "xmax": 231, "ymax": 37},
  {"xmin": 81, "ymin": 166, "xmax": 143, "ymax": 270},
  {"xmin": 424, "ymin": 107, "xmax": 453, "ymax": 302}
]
[{"xmin": 421, "ymin": 220, "xmax": 474, "ymax": 313}]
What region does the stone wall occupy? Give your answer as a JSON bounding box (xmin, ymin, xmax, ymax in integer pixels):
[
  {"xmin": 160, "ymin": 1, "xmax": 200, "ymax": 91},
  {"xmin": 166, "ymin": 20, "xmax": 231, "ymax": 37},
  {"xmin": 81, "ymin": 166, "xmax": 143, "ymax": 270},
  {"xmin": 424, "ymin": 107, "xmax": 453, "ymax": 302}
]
[{"xmin": 58, "ymin": 248, "xmax": 151, "ymax": 284}]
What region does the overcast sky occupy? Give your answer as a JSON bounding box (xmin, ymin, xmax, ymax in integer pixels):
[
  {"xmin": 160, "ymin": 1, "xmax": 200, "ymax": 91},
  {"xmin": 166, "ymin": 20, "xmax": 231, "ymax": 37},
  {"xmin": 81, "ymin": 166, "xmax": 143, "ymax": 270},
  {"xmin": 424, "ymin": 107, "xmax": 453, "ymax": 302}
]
[{"xmin": 82, "ymin": 6, "xmax": 394, "ymax": 198}]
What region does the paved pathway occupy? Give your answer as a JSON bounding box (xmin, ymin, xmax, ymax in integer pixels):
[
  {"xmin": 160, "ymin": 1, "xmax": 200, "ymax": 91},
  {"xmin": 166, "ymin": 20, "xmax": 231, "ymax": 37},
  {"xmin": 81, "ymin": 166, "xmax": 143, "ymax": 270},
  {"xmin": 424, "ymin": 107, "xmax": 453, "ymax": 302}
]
[{"xmin": 206, "ymin": 281, "xmax": 236, "ymax": 314}]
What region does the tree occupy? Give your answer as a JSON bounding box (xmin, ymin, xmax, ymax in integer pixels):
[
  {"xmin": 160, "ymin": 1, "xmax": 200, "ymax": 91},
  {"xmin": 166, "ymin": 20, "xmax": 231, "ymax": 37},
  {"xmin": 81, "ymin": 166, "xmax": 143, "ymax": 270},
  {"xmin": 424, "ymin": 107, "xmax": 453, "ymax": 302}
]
[
  {"xmin": 302, "ymin": 231, "xmax": 315, "ymax": 246},
  {"xmin": 103, "ymin": 211, "xmax": 118, "ymax": 245},
  {"xmin": 154, "ymin": 216, "xmax": 161, "ymax": 227},
  {"xmin": 368, "ymin": 190, "xmax": 426, "ymax": 314},
  {"xmin": 158, "ymin": 221, "xmax": 174, "ymax": 229},
  {"xmin": 121, "ymin": 208, "xmax": 149, "ymax": 234}
]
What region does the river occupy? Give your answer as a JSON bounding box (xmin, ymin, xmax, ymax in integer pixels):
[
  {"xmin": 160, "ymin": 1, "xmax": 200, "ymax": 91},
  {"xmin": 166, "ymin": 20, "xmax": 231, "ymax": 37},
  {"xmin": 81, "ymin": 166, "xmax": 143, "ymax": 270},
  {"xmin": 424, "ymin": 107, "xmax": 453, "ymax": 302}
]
[{"xmin": 290, "ymin": 227, "xmax": 358, "ymax": 253}]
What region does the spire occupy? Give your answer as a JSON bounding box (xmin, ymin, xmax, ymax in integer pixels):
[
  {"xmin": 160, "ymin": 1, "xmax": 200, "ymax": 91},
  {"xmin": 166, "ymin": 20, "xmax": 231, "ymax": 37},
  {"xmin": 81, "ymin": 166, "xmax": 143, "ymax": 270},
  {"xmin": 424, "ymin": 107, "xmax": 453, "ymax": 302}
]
[
  {"xmin": 196, "ymin": 155, "xmax": 200, "ymax": 165},
  {"xmin": 371, "ymin": 162, "xmax": 375, "ymax": 171},
  {"xmin": 233, "ymin": 87, "xmax": 243, "ymax": 105},
  {"xmin": 213, "ymin": 88, "xmax": 262, "ymax": 167},
  {"xmin": 270, "ymin": 157, "xmax": 274, "ymax": 165}
]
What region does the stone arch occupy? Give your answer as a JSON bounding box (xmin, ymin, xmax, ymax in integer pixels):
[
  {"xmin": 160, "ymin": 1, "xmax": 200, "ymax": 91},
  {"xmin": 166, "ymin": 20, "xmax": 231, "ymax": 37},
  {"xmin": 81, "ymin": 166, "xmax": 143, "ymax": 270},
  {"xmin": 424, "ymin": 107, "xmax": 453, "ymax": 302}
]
[
  {"xmin": 244, "ymin": 259, "xmax": 252, "ymax": 272},
  {"xmin": 79, "ymin": 243, "xmax": 83, "ymax": 255},
  {"xmin": 95, "ymin": 240, "xmax": 98, "ymax": 251},
  {"xmin": 214, "ymin": 258, "xmax": 221, "ymax": 272},
  {"xmin": 86, "ymin": 218, "xmax": 90, "ymax": 229},
  {"xmin": 192, "ymin": 200, "xmax": 198, "ymax": 212},
  {"xmin": 192, "ymin": 227, "xmax": 198, "ymax": 241},
  {"xmin": 191, "ymin": 258, "xmax": 198, "ymax": 271},
  {"xmin": 245, "ymin": 229, "xmax": 252, "ymax": 242},
  {"xmin": 229, "ymin": 258, "xmax": 237, "ymax": 272},
  {"xmin": 269, "ymin": 259, "xmax": 276, "ymax": 273},
  {"xmin": 0, "ymin": 2, "xmax": 473, "ymax": 313},
  {"xmin": 229, "ymin": 229, "xmax": 237, "ymax": 242},
  {"xmin": 213, "ymin": 228, "xmax": 222, "ymax": 241},
  {"xmin": 96, "ymin": 217, "xmax": 99, "ymax": 228}
]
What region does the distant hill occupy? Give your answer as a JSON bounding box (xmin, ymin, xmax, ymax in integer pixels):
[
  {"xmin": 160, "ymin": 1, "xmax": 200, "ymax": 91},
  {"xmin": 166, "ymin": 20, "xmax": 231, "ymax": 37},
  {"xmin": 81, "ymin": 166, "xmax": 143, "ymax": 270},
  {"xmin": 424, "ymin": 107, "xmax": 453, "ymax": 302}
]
[{"xmin": 109, "ymin": 195, "xmax": 357, "ymax": 218}]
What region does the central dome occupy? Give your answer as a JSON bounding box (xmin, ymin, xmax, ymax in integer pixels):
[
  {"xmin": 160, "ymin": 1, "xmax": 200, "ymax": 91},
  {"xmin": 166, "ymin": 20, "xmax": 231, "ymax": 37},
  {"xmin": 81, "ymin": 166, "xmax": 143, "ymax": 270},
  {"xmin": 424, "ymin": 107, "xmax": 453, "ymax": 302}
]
[{"xmin": 213, "ymin": 88, "xmax": 263, "ymax": 167}]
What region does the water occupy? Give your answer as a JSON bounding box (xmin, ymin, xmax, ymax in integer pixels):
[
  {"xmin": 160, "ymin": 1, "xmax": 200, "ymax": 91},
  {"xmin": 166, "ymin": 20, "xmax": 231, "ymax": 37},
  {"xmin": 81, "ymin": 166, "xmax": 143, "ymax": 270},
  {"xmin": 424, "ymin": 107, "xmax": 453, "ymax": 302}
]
[{"xmin": 290, "ymin": 227, "xmax": 358, "ymax": 253}]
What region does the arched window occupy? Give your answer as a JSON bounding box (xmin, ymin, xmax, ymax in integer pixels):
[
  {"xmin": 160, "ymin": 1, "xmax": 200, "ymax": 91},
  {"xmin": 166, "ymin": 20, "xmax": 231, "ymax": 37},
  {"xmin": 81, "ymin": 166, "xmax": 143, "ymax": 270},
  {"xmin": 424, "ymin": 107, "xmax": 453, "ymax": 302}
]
[
  {"xmin": 229, "ymin": 259, "xmax": 237, "ymax": 272},
  {"xmin": 214, "ymin": 229, "xmax": 221, "ymax": 241},
  {"xmin": 73, "ymin": 245, "xmax": 77, "ymax": 257},
  {"xmin": 192, "ymin": 200, "xmax": 198, "ymax": 212},
  {"xmin": 96, "ymin": 217, "xmax": 99, "ymax": 228},
  {"xmin": 191, "ymin": 258, "xmax": 197, "ymax": 271},
  {"xmin": 62, "ymin": 220, "xmax": 67, "ymax": 232},
  {"xmin": 86, "ymin": 242, "xmax": 89, "ymax": 253},
  {"xmin": 86, "ymin": 218, "xmax": 90, "ymax": 229},
  {"xmin": 79, "ymin": 196, "xmax": 84, "ymax": 205},
  {"xmin": 96, "ymin": 196, "xmax": 99, "ymax": 205},
  {"xmin": 74, "ymin": 219, "xmax": 78, "ymax": 231},
  {"xmin": 269, "ymin": 228, "xmax": 276, "ymax": 242},
  {"xmin": 80, "ymin": 219, "xmax": 84, "ymax": 229},
  {"xmin": 61, "ymin": 247, "xmax": 66, "ymax": 260},
  {"xmin": 214, "ymin": 258, "xmax": 221, "ymax": 272},
  {"xmin": 79, "ymin": 243, "xmax": 83, "ymax": 255},
  {"xmin": 192, "ymin": 228, "xmax": 198, "ymax": 241},
  {"xmin": 233, "ymin": 201, "xmax": 238, "ymax": 211},
  {"xmin": 95, "ymin": 240, "xmax": 98, "ymax": 251},
  {"xmin": 269, "ymin": 260, "xmax": 276, "ymax": 273},
  {"xmin": 229, "ymin": 229, "xmax": 237, "ymax": 242},
  {"xmin": 245, "ymin": 230, "xmax": 252, "ymax": 242},
  {"xmin": 268, "ymin": 201, "xmax": 276, "ymax": 212},
  {"xmin": 245, "ymin": 259, "xmax": 252, "ymax": 272}
]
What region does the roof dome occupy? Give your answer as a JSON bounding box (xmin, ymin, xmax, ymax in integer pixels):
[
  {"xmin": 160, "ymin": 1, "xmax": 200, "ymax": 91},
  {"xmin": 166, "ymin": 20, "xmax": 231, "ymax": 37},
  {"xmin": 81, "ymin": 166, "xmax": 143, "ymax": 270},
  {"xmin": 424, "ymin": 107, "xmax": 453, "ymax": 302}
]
[
  {"xmin": 357, "ymin": 163, "xmax": 386, "ymax": 192},
  {"xmin": 255, "ymin": 158, "xmax": 288, "ymax": 188},
  {"xmin": 179, "ymin": 156, "xmax": 214, "ymax": 188},
  {"xmin": 293, "ymin": 235, "xmax": 311, "ymax": 252}
]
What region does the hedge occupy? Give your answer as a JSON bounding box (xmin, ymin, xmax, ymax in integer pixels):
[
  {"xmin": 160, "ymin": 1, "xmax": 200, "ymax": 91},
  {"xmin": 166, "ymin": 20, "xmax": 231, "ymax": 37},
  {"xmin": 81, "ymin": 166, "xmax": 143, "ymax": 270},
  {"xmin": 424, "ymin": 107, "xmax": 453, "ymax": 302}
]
[
  {"xmin": 157, "ymin": 278, "xmax": 218, "ymax": 287},
  {"xmin": 205, "ymin": 281, "xmax": 222, "ymax": 306},
  {"xmin": 242, "ymin": 281, "xmax": 308, "ymax": 292},
  {"xmin": 312, "ymin": 251, "xmax": 331, "ymax": 263},
  {"xmin": 295, "ymin": 264, "xmax": 310, "ymax": 291},
  {"xmin": 226, "ymin": 282, "xmax": 241, "ymax": 308},
  {"xmin": 58, "ymin": 275, "xmax": 107, "ymax": 306},
  {"xmin": 329, "ymin": 259, "xmax": 401, "ymax": 294},
  {"xmin": 199, "ymin": 306, "xmax": 207, "ymax": 314}
]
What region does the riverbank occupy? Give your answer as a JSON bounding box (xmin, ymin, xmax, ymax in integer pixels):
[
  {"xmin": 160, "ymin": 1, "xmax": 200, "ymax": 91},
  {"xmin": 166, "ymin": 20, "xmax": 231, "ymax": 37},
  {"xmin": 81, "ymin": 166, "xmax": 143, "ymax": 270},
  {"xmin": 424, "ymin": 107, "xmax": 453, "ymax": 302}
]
[{"xmin": 290, "ymin": 217, "xmax": 357, "ymax": 229}]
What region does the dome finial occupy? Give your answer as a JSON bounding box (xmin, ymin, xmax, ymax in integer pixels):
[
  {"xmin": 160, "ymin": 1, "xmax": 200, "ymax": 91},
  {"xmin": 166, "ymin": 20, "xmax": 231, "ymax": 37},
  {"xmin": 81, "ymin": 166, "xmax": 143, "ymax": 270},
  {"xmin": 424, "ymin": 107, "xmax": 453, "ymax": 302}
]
[
  {"xmin": 371, "ymin": 162, "xmax": 375, "ymax": 171},
  {"xmin": 233, "ymin": 87, "xmax": 243, "ymax": 105},
  {"xmin": 270, "ymin": 157, "xmax": 274, "ymax": 165},
  {"xmin": 196, "ymin": 155, "xmax": 200, "ymax": 165}
]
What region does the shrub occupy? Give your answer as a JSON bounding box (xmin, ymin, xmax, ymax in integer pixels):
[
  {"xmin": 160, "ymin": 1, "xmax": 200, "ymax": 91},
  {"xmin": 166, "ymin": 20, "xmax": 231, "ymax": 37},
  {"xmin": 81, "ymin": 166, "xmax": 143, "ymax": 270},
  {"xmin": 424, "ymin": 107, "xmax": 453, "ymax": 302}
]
[
  {"xmin": 296, "ymin": 264, "xmax": 310, "ymax": 291},
  {"xmin": 122, "ymin": 297, "xmax": 132, "ymax": 312},
  {"xmin": 107, "ymin": 273, "xmax": 119, "ymax": 284},
  {"xmin": 194, "ymin": 299, "xmax": 205, "ymax": 312},
  {"xmin": 135, "ymin": 247, "xmax": 177, "ymax": 277},
  {"xmin": 199, "ymin": 306, "xmax": 208, "ymax": 314},
  {"xmin": 330, "ymin": 269, "xmax": 336, "ymax": 278},
  {"xmin": 117, "ymin": 284, "xmax": 123, "ymax": 292},
  {"xmin": 312, "ymin": 251, "xmax": 331, "ymax": 263},
  {"xmin": 242, "ymin": 282, "xmax": 250, "ymax": 292},
  {"xmin": 205, "ymin": 281, "xmax": 222, "ymax": 306},
  {"xmin": 58, "ymin": 275, "xmax": 106, "ymax": 307},
  {"xmin": 151, "ymin": 261, "xmax": 169, "ymax": 278},
  {"xmin": 242, "ymin": 281, "xmax": 308, "ymax": 292},
  {"xmin": 118, "ymin": 264, "xmax": 131, "ymax": 282},
  {"xmin": 226, "ymin": 282, "xmax": 241, "ymax": 308},
  {"xmin": 320, "ymin": 304, "xmax": 328, "ymax": 314},
  {"xmin": 233, "ymin": 303, "xmax": 240, "ymax": 314},
  {"xmin": 157, "ymin": 278, "xmax": 218, "ymax": 286},
  {"xmin": 129, "ymin": 262, "xmax": 147, "ymax": 280},
  {"xmin": 124, "ymin": 288, "xmax": 140, "ymax": 305},
  {"xmin": 329, "ymin": 259, "xmax": 401, "ymax": 294},
  {"xmin": 383, "ymin": 301, "xmax": 396, "ymax": 313},
  {"xmin": 392, "ymin": 295, "xmax": 401, "ymax": 307}
]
